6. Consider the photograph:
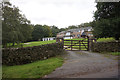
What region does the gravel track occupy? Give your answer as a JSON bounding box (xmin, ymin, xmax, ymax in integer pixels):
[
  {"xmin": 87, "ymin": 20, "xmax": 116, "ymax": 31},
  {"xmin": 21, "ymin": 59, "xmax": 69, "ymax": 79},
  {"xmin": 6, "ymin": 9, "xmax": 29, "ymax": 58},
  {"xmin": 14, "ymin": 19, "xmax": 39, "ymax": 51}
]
[{"xmin": 44, "ymin": 51, "xmax": 118, "ymax": 78}]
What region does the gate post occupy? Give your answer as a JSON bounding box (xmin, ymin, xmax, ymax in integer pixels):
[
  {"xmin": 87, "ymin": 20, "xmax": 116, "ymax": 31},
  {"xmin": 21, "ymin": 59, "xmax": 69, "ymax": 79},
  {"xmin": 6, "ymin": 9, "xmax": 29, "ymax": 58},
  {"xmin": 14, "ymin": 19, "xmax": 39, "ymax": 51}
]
[
  {"xmin": 87, "ymin": 36, "xmax": 89, "ymax": 51},
  {"xmin": 89, "ymin": 38, "xmax": 96, "ymax": 52},
  {"xmin": 71, "ymin": 40, "xmax": 72, "ymax": 50}
]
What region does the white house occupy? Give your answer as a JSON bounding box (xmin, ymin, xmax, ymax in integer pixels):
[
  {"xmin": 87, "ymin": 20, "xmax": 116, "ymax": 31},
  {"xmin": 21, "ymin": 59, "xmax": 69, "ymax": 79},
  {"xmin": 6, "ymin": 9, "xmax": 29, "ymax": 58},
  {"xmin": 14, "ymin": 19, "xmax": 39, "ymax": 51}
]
[{"xmin": 42, "ymin": 37, "xmax": 56, "ymax": 41}]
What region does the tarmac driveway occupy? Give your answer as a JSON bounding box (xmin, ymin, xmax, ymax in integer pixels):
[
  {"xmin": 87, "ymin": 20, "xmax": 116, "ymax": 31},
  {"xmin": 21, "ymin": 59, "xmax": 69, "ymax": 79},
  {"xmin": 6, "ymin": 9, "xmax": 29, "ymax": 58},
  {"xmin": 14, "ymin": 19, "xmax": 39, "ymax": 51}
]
[{"xmin": 44, "ymin": 51, "xmax": 118, "ymax": 78}]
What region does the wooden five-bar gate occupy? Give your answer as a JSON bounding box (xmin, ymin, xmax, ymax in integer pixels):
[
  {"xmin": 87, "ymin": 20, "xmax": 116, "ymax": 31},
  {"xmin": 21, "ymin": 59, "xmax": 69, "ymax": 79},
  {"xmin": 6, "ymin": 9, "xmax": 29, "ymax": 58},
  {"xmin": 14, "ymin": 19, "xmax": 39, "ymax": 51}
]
[{"xmin": 63, "ymin": 37, "xmax": 90, "ymax": 51}]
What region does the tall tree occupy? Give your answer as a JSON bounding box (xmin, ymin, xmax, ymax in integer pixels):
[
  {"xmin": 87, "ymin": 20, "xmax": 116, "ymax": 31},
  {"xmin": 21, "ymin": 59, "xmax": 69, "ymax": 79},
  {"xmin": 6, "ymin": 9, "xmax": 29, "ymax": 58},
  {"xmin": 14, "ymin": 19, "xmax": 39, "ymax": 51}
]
[
  {"xmin": 93, "ymin": 2, "xmax": 120, "ymax": 40},
  {"xmin": 43, "ymin": 25, "xmax": 52, "ymax": 37},
  {"xmin": 51, "ymin": 25, "xmax": 59, "ymax": 37},
  {"xmin": 32, "ymin": 25, "xmax": 52, "ymax": 41},
  {"xmin": 32, "ymin": 25, "xmax": 45, "ymax": 41},
  {"xmin": 2, "ymin": 2, "xmax": 33, "ymax": 47}
]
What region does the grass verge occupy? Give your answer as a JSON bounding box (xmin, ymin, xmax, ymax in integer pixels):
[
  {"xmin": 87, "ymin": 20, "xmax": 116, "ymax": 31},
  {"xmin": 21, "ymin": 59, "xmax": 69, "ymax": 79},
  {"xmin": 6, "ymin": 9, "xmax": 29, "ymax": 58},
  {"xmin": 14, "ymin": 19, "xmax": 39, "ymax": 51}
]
[
  {"xmin": 109, "ymin": 52, "xmax": 120, "ymax": 56},
  {"xmin": 2, "ymin": 57, "xmax": 63, "ymax": 78},
  {"xmin": 101, "ymin": 52, "xmax": 120, "ymax": 56}
]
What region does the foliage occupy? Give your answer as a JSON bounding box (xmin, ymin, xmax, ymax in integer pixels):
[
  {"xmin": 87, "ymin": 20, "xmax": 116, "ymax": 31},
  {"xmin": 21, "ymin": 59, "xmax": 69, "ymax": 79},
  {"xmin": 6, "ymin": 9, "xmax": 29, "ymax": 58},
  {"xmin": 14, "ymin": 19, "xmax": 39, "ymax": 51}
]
[
  {"xmin": 2, "ymin": 57, "xmax": 63, "ymax": 78},
  {"xmin": 93, "ymin": 2, "xmax": 120, "ymax": 40},
  {"xmin": 78, "ymin": 22, "xmax": 92, "ymax": 28},
  {"xmin": 59, "ymin": 28, "xmax": 66, "ymax": 32},
  {"xmin": 94, "ymin": 2, "xmax": 120, "ymax": 20},
  {"xmin": 2, "ymin": 42, "xmax": 64, "ymax": 65},
  {"xmin": 43, "ymin": 25, "xmax": 52, "ymax": 37},
  {"xmin": 67, "ymin": 25, "xmax": 78, "ymax": 29},
  {"xmin": 32, "ymin": 25, "xmax": 45, "ymax": 41},
  {"xmin": 32, "ymin": 25, "xmax": 52, "ymax": 41},
  {"xmin": 2, "ymin": 2, "xmax": 33, "ymax": 47},
  {"xmin": 51, "ymin": 25, "xmax": 59, "ymax": 37}
]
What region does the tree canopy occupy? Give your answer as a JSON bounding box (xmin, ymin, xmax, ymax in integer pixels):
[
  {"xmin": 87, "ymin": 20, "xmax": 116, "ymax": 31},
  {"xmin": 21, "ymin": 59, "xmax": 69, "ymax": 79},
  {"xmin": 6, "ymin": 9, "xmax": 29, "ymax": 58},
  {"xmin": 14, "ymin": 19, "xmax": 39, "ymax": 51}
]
[
  {"xmin": 32, "ymin": 25, "xmax": 52, "ymax": 41},
  {"xmin": 93, "ymin": 2, "xmax": 120, "ymax": 40},
  {"xmin": 2, "ymin": 2, "xmax": 33, "ymax": 47}
]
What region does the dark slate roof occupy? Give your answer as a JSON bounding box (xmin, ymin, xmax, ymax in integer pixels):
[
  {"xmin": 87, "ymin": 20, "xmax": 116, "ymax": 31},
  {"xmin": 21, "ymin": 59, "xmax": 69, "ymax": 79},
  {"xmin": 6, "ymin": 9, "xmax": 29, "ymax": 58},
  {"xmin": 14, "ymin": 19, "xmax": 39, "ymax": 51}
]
[{"xmin": 58, "ymin": 26, "xmax": 93, "ymax": 34}]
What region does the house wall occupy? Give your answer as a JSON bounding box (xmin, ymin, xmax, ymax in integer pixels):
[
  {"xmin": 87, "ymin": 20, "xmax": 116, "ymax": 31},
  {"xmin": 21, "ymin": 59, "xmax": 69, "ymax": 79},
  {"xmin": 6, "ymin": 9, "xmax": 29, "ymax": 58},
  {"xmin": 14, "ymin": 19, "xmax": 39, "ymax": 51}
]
[
  {"xmin": 64, "ymin": 37, "xmax": 72, "ymax": 39},
  {"xmin": 72, "ymin": 32, "xmax": 81, "ymax": 38},
  {"xmin": 57, "ymin": 33, "xmax": 64, "ymax": 38},
  {"xmin": 86, "ymin": 32, "xmax": 93, "ymax": 37},
  {"xmin": 56, "ymin": 27, "xmax": 93, "ymax": 39}
]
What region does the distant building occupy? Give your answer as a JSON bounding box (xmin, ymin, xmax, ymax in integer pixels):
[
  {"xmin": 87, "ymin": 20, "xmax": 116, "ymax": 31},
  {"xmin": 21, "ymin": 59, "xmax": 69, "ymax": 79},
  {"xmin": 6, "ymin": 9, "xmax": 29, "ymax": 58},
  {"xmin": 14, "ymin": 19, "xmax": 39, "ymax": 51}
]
[
  {"xmin": 57, "ymin": 27, "xmax": 93, "ymax": 39},
  {"xmin": 42, "ymin": 37, "xmax": 56, "ymax": 41}
]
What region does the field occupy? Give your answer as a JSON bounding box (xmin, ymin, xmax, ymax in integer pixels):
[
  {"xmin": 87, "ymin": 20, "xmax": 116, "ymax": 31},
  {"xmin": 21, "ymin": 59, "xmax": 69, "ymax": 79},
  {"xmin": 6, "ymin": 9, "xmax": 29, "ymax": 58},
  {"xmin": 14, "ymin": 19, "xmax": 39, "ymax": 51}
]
[
  {"xmin": 97, "ymin": 37, "xmax": 116, "ymax": 42},
  {"xmin": 2, "ymin": 57, "xmax": 63, "ymax": 78},
  {"xmin": 5, "ymin": 40, "xmax": 56, "ymax": 48}
]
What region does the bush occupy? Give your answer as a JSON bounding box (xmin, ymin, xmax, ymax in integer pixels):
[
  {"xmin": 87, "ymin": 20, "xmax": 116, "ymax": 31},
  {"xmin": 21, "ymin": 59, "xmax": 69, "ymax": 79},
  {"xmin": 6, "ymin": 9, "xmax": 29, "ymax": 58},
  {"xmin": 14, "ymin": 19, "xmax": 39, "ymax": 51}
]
[
  {"xmin": 91, "ymin": 41, "xmax": 120, "ymax": 52},
  {"xmin": 2, "ymin": 42, "xmax": 64, "ymax": 66}
]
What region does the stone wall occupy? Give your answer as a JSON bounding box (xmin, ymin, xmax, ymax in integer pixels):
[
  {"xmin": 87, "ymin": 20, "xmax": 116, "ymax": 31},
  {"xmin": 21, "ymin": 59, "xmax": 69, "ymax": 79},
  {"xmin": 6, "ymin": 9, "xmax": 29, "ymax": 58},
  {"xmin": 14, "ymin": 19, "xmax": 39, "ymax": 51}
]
[{"xmin": 2, "ymin": 42, "xmax": 64, "ymax": 66}]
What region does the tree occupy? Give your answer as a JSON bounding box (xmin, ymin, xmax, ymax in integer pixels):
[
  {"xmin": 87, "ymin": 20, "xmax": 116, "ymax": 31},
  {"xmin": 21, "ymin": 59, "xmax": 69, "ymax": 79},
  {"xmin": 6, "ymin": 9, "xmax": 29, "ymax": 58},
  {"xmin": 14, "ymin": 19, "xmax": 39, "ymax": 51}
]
[
  {"xmin": 32, "ymin": 25, "xmax": 44, "ymax": 41},
  {"xmin": 67, "ymin": 25, "xmax": 77, "ymax": 29},
  {"xmin": 43, "ymin": 25, "xmax": 52, "ymax": 37},
  {"xmin": 2, "ymin": 2, "xmax": 33, "ymax": 47},
  {"xmin": 93, "ymin": 2, "xmax": 120, "ymax": 40},
  {"xmin": 59, "ymin": 28, "xmax": 66, "ymax": 32},
  {"xmin": 51, "ymin": 25, "xmax": 59, "ymax": 37},
  {"xmin": 32, "ymin": 25, "xmax": 52, "ymax": 41}
]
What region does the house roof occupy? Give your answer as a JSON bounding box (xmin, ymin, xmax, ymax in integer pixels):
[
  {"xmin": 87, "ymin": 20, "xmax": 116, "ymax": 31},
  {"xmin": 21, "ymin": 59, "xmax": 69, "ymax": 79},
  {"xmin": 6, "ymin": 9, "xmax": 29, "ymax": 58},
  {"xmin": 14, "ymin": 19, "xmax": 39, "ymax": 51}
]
[{"xmin": 58, "ymin": 26, "xmax": 93, "ymax": 34}]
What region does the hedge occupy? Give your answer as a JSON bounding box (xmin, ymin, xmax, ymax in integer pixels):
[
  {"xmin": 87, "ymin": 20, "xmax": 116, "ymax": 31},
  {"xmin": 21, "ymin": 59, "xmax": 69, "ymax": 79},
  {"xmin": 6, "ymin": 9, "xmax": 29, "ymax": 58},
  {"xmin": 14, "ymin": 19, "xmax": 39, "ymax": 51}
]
[
  {"xmin": 91, "ymin": 41, "xmax": 120, "ymax": 52},
  {"xmin": 2, "ymin": 42, "xmax": 64, "ymax": 66}
]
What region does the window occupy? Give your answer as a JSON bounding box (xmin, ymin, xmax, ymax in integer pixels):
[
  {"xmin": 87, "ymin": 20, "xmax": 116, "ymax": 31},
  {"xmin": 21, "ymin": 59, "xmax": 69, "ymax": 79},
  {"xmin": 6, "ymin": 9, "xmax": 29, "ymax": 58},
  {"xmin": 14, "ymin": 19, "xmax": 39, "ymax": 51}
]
[
  {"xmin": 66, "ymin": 32, "xmax": 70, "ymax": 35},
  {"xmin": 77, "ymin": 34, "xmax": 80, "ymax": 38},
  {"xmin": 88, "ymin": 34, "xmax": 93, "ymax": 36},
  {"xmin": 73, "ymin": 35, "xmax": 75, "ymax": 37},
  {"xmin": 88, "ymin": 29, "xmax": 91, "ymax": 31}
]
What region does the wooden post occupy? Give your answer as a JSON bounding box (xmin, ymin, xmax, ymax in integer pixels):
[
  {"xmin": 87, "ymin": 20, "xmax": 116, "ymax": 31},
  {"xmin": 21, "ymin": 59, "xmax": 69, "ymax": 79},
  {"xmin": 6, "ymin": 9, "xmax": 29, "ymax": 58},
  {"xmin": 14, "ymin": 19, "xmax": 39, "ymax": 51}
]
[
  {"xmin": 62, "ymin": 39, "xmax": 64, "ymax": 49},
  {"xmin": 87, "ymin": 36, "xmax": 89, "ymax": 51},
  {"xmin": 79, "ymin": 41, "xmax": 81, "ymax": 50},
  {"xmin": 71, "ymin": 40, "xmax": 72, "ymax": 50}
]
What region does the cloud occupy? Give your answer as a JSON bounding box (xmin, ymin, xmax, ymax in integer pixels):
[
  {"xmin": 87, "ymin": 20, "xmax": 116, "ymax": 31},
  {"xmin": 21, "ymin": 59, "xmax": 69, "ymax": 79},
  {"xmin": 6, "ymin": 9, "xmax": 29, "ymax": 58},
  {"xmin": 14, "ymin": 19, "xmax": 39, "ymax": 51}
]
[{"xmin": 10, "ymin": 0, "xmax": 97, "ymax": 28}]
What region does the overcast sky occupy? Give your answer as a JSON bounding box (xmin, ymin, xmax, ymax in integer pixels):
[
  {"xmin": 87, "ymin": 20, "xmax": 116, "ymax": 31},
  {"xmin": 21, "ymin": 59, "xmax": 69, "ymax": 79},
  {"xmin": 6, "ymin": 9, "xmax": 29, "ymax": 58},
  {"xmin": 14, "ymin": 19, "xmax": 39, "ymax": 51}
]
[{"xmin": 10, "ymin": 0, "xmax": 97, "ymax": 28}]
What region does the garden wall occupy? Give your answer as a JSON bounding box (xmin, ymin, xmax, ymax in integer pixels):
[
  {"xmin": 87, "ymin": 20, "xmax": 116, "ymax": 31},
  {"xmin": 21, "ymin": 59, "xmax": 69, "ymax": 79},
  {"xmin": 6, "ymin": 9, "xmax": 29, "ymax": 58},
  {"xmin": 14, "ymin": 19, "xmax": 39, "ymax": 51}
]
[
  {"xmin": 91, "ymin": 41, "xmax": 120, "ymax": 52},
  {"xmin": 2, "ymin": 42, "xmax": 64, "ymax": 66}
]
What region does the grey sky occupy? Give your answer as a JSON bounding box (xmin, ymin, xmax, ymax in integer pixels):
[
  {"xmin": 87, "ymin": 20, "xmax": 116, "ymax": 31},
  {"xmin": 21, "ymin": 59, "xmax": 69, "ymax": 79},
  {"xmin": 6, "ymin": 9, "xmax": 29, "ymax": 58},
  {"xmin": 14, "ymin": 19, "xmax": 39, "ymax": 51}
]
[{"xmin": 10, "ymin": 0, "xmax": 97, "ymax": 28}]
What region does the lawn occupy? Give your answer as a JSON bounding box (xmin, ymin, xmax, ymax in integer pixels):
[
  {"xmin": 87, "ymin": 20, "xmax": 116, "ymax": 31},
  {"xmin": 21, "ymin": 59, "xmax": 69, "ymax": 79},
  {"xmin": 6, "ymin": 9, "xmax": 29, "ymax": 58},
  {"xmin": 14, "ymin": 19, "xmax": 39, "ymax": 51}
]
[
  {"xmin": 5, "ymin": 40, "xmax": 56, "ymax": 48},
  {"xmin": 97, "ymin": 37, "xmax": 116, "ymax": 42},
  {"xmin": 2, "ymin": 57, "xmax": 63, "ymax": 78}
]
